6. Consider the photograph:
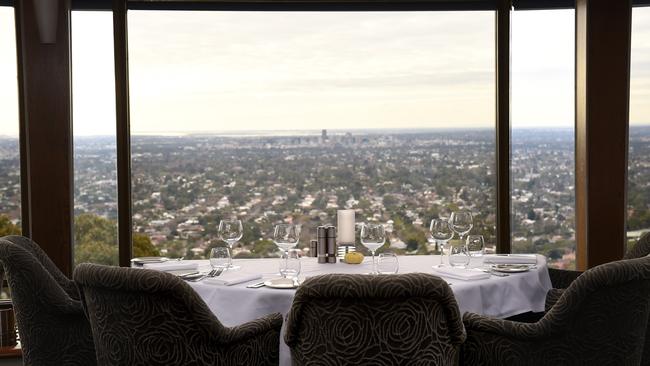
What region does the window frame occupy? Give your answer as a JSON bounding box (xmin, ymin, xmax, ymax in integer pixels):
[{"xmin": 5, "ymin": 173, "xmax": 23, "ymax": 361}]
[
  {"xmin": 112, "ymin": 0, "xmax": 510, "ymax": 266},
  {"xmin": 8, "ymin": 0, "xmax": 641, "ymax": 268}
]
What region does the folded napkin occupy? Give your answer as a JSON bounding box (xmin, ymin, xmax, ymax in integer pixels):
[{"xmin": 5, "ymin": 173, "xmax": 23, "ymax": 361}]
[
  {"xmin": 483, "ymin": 254, "xmax": 538, "ymax": 265},
  {"xmin": 432, "ymin": 267, "xmax": 490, "ymax": 281},
  {"xmin": 143, "ymin": 262, "xmax": 199, "ymax": 272},
  {"xmin": 203, "ymin": 272, "xmax": 262, "ymax": 286}
]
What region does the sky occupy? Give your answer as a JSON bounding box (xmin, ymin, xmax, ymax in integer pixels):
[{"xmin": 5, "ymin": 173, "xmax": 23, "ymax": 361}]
[{"xmin": 1, "ymin": 7, "xmax": 649, "ymax": 136}]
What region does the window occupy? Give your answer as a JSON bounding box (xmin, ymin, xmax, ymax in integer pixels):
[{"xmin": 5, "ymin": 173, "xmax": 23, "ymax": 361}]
[
  {"xmin": 128, "ymin": 11, "xmax": 496, "ymax": 259},
  {"xmin": 0, "ymin": 6, "xmax": 21, "ymax": 237},
  {"xmin": 511, "ymin": 9, "xmax": 576, "ymax": 268},
  {"xmin": 72, "ymin": 11, "xmax": 120, "ymax": 265},
  {"xmin": 628, "ymin": 6, "xmax": 650, "ymax": 248}
]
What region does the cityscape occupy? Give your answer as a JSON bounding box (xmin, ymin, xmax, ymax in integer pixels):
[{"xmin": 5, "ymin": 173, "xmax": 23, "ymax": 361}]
[{"xmin": 2, "ymin": 126, "xmax": 650, "ymax": 269}]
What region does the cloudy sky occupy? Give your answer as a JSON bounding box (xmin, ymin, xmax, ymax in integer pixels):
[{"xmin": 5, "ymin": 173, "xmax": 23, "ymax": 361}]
[{"xmin": 1, "ymin": 7, "xmax": 649, "ymax": 136}]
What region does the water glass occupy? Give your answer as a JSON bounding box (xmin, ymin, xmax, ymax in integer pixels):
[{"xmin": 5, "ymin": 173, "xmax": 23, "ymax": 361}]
[
  {"xmin": 449, "ymin": 244, "xmax": 470, "ymax": 268},
  {"xmin": 210, "ymin": 247, "xmax": 231, "ymax": 270},
  {"xmin": 466, "ymin": 235, "xmax": 485, "ymax": 258},
  {"xmin": 377, "ymin": 253, "xmax": 399, "ymax": 274},
  {"xmin": 279, "ymin": 249, "xmax": 301, "ymax": 279}
]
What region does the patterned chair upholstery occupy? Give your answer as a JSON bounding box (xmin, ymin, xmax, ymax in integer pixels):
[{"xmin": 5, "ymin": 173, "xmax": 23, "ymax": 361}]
[
  {"xmin": 548, "ymin": 232, "xmax": 650, "ymax": 290},
  {"xmin": 284, "ymin": 273, "xmax": 466, "ymax": 366},
  {"xmin": 543, "ymin": 233, "xmax": 650, "ymax": 365},
  {"xmin": 73, "ymin": 263, "xmax": 283, "ymax": 366},
  {"xmin": 2, "ymin": 235, "xmax": 80, "ymax": 300},
  {"xmin": 461, "ymin": 256, "xmax": 650, "ymax": 366},
  {"xmin": 0, "ymin": 239, "xmax": 97, "ymax": 366}
]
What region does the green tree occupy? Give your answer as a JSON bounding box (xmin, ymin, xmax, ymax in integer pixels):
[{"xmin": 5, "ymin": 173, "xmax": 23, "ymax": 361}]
[
  {"xmin": 74, "ymin": 213, "xmax": 159, "ymax": 265},
  {"xmin": 74, "ymin": 213, "xmax": 118, "ymax": 266},
  {"xmin": 133, "ymin": 233, "xmax": 159, "ymax": 257},
  {"xmin": 0, "ymin": 215, "xmax": 21, "ymax": 236}
]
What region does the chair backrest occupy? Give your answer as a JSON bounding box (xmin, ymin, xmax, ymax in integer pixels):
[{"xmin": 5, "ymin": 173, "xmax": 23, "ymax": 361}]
[
  {"xmin": 2, "ymin": 235, "xmax": 79, "ymax": 299},
  {"xmin": 73, "ymin": 263, "xmax": 257, "ymax": 366},
  {"xmin": 285, "ymin": 273, "xmax": 466, "ymax": 366},
  {"xmin": 624, "ymin": 231, "xmax": 650, "ymax": 260},
  {"xmin": 540, "ymin": 256, "xmax": 650, "ymax": 364},
  {"xmin": 0, "ymin": 239, "xmax": 96, "ymax": 366}
]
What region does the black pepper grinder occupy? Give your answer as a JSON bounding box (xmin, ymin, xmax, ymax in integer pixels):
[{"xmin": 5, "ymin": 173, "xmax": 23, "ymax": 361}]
[
  {"xmin": 326, "ymin": 226, "xmax": 337, "ymax": 263},
  {"xmin": 317, "ymin": 226, "xmax": 328, "ymax": 264}
]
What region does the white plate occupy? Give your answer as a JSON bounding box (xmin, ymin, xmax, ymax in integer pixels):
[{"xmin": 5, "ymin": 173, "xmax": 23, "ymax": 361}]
[
  {"xmin": 490, "ymin": 264, "xmax": 532, "ymax": 273},
  {"xmin": 264, "ymin": 278, "xmax": 299, "ymax": 289},
  {"xmin": 131, "ymin": 257, "xmax": 169, "ymax": 265}
]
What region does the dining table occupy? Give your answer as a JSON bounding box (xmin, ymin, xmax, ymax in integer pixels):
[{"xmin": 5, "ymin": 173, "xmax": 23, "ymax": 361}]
[{"xmin": 156, "ymin": 254, "xmax": 553, "ymax": 366}]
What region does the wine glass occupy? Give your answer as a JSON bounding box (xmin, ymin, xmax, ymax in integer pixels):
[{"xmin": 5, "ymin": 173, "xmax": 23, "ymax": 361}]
[
  {"xmin": 360, "ymin": 223, "xmax": 386, "ymax": 274},
  {"xmin": 450, "ymin": 211, "xmax": 473, "ymax": 243},
  {"xmin": 218, "ymin": 219, "xmax": 243, "ymax": 269},
  {"xmin": 377, "ymin": 253, "xmax": 399, "ymax": 274},
  {"xmin": 430, "ymin": 218, "xmax": 454, "ymax": 267},
  {"xmin": 279, "ymin": 249, "xmax": 301, "ymax": 282},
  {"xmin": 449, "ymin": 244, "xmax": 470, "ymax": 268},
  {"xmin": 273, "ymin": 224, "xmax": 301, "ymax": 278},
  {"xmin": 209, "ymin": 247, "xmax": 231, "ymax": 271}
]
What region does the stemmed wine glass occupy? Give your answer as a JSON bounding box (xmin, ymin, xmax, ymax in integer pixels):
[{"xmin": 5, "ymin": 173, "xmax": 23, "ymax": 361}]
[
  {"xmin": 430, "ymin": 218, "xmax": 454, "ymax": 267},
  {"xmin": 450, "ymin": 211, "xmax": 473, "ymax": 243},
  {"xmin": 218, "ymin": 219, "xmax": 243, "ymax": 269},
  {"xmin": 273, "ymin": 224, "xmax": 301, "ymax": 278},
  {"xmin": 360, "ymin": 223, "xmax": 386, "ymax": 274}
]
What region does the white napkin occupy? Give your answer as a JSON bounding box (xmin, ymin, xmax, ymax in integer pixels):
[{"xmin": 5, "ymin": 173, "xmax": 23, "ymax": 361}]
[
  {"xmin": 143, "ymin": 262, "xmax": 199, "ymax": 272},
  {"xmin": 432, "ymin": 267, "xmax": 491, "ymax": 281},
  {"xmin": 203, "ymin": 272, "xmax": 262, "ymax": 286},
  {"xmin": 483, "ymin": 254, "xmax": 538, "ymax": 265}
]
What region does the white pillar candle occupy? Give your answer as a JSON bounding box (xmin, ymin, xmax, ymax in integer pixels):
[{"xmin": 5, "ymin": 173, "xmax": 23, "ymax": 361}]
[{"xmin": 337, "ymin": 210, "xmax": 356, "ymax": 244}]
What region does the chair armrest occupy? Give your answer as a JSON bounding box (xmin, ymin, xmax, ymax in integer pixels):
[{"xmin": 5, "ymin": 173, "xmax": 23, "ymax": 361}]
[
  {"xmin": 463, "ymin": 312, "xmax": 551, "ymax": 341},
  {"xmin": 544, "ymin": 288, "xmax": 565, "ymax": 312},
  {"xmin": 548, "ymin": 268, "xmax": 583, "ymax": 289},
  {"xmin": 223, "ymin": 313, "xmax": 283, "ymax": 345}
]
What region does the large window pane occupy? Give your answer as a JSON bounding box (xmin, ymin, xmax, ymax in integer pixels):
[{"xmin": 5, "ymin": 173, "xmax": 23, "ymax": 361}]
[
  {"xmin": 72, "ymin": 11, "xmax": 120, "ymax": 265},
  {"xmin": 129, "ymin": 11, "xmax": 496, "ymax": 259},
  {"xmin": 0, "ymin": 6, "xmax": 21, "ymax": 237},
  {"xmin": 628, "ymin": 7, "xmax": 650, "ymax": 248},
  {"xmin": 511, "ymin": 10, "xmax": 576, "ymax": 269}
]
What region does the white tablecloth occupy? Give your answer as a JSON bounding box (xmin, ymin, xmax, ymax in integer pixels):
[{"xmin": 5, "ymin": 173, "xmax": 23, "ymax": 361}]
[{"xmin": 183, "ymin": 255, "xmax": 552, "ymax": 366}]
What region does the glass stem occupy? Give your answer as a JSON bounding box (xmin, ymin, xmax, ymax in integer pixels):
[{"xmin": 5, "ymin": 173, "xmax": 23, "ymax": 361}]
[
  {"xmin": 438, "ymin": 241, "xmax": 444, "ymax": 267},
  {"xmin": 371, "ymin": 250, "xmax": 376, "ymax": 274},
  {"xmin": 283, "ymin": 250, "xmax": 289, "ymax": 278}
]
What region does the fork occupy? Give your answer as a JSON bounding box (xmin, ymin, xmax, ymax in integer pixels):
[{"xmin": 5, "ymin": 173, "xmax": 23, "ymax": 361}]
[{"xmin": 187, "ymin": 269, "xmax": 217, "ymax": 282}]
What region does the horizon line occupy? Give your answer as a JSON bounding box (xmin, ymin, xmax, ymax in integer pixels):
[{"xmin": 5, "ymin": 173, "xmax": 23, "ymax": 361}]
[{"xmin": 2, "ymin": 124, "xmax": 650, "ymax": 139}]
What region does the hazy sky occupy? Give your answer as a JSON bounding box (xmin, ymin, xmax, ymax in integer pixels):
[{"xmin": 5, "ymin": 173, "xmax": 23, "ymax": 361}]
[{"xmin": 1, "ymin": 7, "xmax": 649, "ymax": 136}]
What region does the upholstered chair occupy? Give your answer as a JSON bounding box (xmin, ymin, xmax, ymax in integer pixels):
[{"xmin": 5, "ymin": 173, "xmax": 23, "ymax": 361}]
[
  {"xmin": 284, "ymin": 273, "xmax": 466, "ymax": 366},
  {"xmin": 548, "ymin": 232, "xmax": 650, "ymax": 290},
  {"xmin": 543, "ymin": 233, "xmax": 650, "ymax": 365},
  {"xmin": 2, "ymin": 235, "xmax": 80, "ymax": 300},
  {"xmin": 461, "ymin": 256, "xmax": 650, "ymax": 366},
  {"xmin": 73, "ymin": 263, "xmax": 283, "ymax": 366},
  {"xmin": 0, "ymin": 239, "xmax": 97, "ymax": 366}
]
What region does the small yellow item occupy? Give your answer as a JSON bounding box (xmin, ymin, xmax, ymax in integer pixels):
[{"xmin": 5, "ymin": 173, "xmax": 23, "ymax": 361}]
[{"xmin": 344, "ymin": 252, "xmax": 364, "ymax": 264}]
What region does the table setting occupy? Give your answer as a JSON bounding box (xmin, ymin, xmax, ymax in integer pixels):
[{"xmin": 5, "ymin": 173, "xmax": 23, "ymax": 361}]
[{"xmin": 133, "ymin": 210, "xmax": 552, "ymax": 366}]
